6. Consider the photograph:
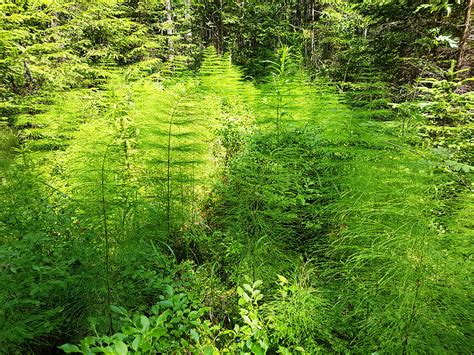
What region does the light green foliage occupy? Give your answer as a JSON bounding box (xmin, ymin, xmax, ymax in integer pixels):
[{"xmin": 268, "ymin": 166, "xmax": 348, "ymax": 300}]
[
  {"xmin": 264, "ymin": 271, "xmax": 333, "ymax": 353},
  {"xmin": 130, "ymin": 73, "xmax": 222, "ymax": 241},
  {"xmin": 0, "ymin": 3, "xmax": 472, "ymax": 354},
  {"xmin": 199, "ymin": 47, "xmax": 257, "ymax": 107},
  {"xmin": 0, "ymin": 127, "xmax": 18, "ymax": 170},
  {"xmin": 206, "ymin": 60, "xmax": 472, "ymax": 353},
  {"xmin": 258, "ymin": 46, "xmax": 318, "ymax": 130},
  {"xmin": 0, "ymin": 46, "xmax": 260, "ymax": 351},
  {"xmin": 199, "ymin": 46, "xmax": 256, "ymax": 167},
  {"xmin": 206, "ymin": 74, "xmax": 346, "ymax": 282},
  {"xmin": 264, "ymin": 46, "xmax": 297, "ymax": 131},
  {"xmin": 315, "ymin": 98, "xmax": 472, "ymax": 353},
  {"xmin": 0, "ymin": 0, "xmax": 169, "ymax": 127}
]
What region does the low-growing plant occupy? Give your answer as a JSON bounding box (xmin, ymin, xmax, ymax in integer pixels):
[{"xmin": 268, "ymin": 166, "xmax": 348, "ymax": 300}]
[
  {"xmin": 264, "ymin": 271, "xmax": 335, "ymax": 353},
  {"xmin": 60, "ymin": 263, "xmax": 221, "ymax": 354}
]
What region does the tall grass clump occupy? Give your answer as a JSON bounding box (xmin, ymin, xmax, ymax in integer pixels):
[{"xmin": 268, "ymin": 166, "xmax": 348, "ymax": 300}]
[{"xmin": 317, "ymin": 107, "xmax": 472, "ymax": 353}]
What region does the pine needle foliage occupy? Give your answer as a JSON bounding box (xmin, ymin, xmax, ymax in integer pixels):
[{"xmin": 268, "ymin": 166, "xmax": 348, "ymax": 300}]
[
  {"xmin": 60, "ymin": 82, "xmax": 135, "ymax": 333},
  {"xmin": 13, "ymin": 89, "xmax": 107, "ymax": 156},
  {"xmin": 263, "ymin": 268, "xmax": 337, "ymax": 353},
  {"xmin": 199, "ymin": 46, "xmax": 255, "ymax": 102}
]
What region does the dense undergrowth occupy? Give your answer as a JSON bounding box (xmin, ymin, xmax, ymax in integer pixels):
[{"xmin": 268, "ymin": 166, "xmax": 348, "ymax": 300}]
[
  {"xmin": 1, "ymin": 45, "xmax": 472, "ymax": 353},
  {"xmin": 1, "ymin": 1, "xmax": 473, "ymax": 353}
]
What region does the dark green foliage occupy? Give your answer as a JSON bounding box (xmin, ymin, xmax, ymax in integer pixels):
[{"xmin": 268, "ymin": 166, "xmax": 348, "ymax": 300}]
[
  {"xmin": 0, "ymin": 160, "xmax": 93, "ymax": 352},
  {"xmin": 60, "ymin": 262, "xmax": 219, "ymax": 354},
  {"xmin": 206, "ymin": 131, "xmax": 320, "ymax": 280},
  {"xmin": 416, "ymin": 66, "xmax": 474, "ymax": 166},
  {"xmin": 355, "ymin": 0, "xmax": 464, "ymax": 81}
]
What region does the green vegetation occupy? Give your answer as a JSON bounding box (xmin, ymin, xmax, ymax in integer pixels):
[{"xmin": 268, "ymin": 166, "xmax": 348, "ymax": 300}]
[{"xmin": 1, "ymin": 0, "xmax": 472, "ymax": 353}]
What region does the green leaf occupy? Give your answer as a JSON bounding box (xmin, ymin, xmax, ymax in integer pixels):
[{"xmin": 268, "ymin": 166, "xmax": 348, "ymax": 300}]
[
  {"xmin": 253, "ymin": 280, "xmax": 263, "ymax": 288},
  {"xmin": 140, "ymin": 315, "xmax": 150, "ymax": 332},
  {"xmin": 242, "ymin": 315, "xmax": 252, "ymax": 325},
  {"xmin": 190, "ymin": 329, "xmax": 200, "ymax": 342},
  {"xmin": 278, "ymin": 347, "xmax": 292, "ymax": 355},
  {"xmin": 259, "ymin": 338, "xmax": 269, "ymax": 350},
  {"xmin": 113, "ymin": 340, "xmax": 128, "ymax": 355},
  {"xmin": 158, "ymin": 300, "xmax": 173, "ymax": 308},
  {"xmin": 131, "ymin": 335, "xmax": 141, "ymax": 351},
  {"xmin": 243, "ymin": 283, "xmax": 253, "ymax": 293},
  {"xmin": 243, "ymin": 292, "xmax": 252, "ymax": 303},
  {"xmin": 165, "ymin": 284, "xmax": 174, "ymax": 296},
  {"xmin": 277, "ymin": 274, "xmax": 288, "ymax": 284},
  {"xmin": 251, "ymin": 342, "xmax": 265, "ymax": 355},
  {"xmin": 111, "ymin": 305, "xmax": 128, "ymax": 316},
  {"xmin": 203, "ymin": 345, "xmax": 218, "ymax": 355},
  {"xmin": 150, "ymin": 327, "xmax": 166, "ymax": 338},
  {"xmin": 95, "ymin": 346, "xmax": 114, "ymax": 352},
  {"xmin": 58, "ymin": 344, "xmax": 81, "ymax": 353}
]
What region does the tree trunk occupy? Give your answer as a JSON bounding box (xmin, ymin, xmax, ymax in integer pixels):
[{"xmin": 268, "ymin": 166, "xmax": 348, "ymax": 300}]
[
  {"xmin": 184, "ymin": 0, "xmax": 192, "ymax": 41},
  {"xmin": 23, "ymin": 61, "xmax": 33, "ymax": 84},
  {"xmin": 457, "ymin": 0, "xmax": 473, "ymax": 70},
  {"xmin": 217, "ymin": 0, "xmax": 224, "ymax": 54},
  {"xmin": 165, "ymin": 0, "xmax": 174, "ymax": 60}
]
